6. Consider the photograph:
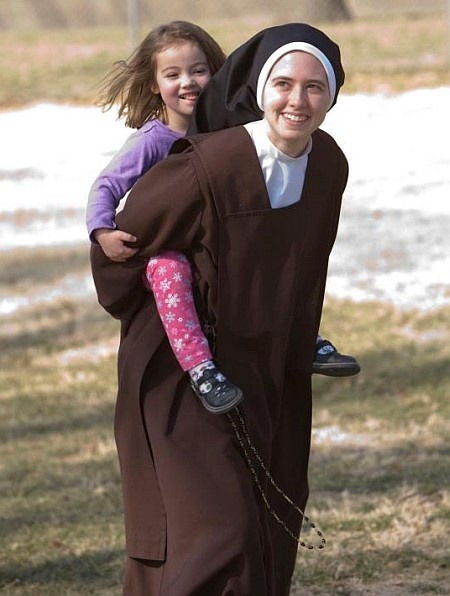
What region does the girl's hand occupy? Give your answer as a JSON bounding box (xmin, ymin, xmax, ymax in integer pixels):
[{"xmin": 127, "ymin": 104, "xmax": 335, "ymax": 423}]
[{"xmin": 94, "ymin": 228, "xmax": 139, "ymax": 262}]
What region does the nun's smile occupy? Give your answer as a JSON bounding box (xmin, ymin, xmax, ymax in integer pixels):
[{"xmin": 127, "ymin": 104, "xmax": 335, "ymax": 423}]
[{"xmin": 261, "ymin": 51, "xmax": 330, "ymax": 157}]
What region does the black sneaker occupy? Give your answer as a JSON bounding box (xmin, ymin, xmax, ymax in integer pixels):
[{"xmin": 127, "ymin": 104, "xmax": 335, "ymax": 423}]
[
  {"xmin": 190, "ymin": 365, "xmax": 244, "ymax": 414},
  {"xmin": 312, "ymin": 339, "xmax": 361, "ymax": 377}
]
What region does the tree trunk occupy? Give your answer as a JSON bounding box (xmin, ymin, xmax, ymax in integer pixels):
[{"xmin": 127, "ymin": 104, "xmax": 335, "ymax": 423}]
[{"xmin": 276, "ymin": 0, "xmax": 352, "ymax": 23}]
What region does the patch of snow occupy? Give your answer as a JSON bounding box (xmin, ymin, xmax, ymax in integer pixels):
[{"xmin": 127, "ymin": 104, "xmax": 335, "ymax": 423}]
[
  {"xmin": 312, "ymin": 425, "xmax": 368, "ymax": 444},
  {"xmin": 1, "ymin": 89, "xmax": 449, "ymax": 312}
]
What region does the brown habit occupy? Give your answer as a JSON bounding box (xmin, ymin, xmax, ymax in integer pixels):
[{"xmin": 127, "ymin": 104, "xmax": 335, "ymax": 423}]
[{"xmin": 91, "ymin": 126, "xmax": 348, "ymax": 595}]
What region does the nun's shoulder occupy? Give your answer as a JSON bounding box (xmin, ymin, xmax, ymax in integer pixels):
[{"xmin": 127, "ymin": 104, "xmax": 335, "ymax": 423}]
[{"xmin": 314, "ymin": 128, "xmax": 347, "ymax": 161}]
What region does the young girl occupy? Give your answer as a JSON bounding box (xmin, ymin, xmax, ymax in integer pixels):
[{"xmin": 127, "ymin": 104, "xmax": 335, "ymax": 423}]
[{"xmin": 87, "ymin": 21, "xmax": 243, "ymax": 414}]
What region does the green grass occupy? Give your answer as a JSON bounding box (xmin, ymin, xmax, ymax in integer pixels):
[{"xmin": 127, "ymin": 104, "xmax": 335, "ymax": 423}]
[{"xmin": 0, "ymin": 244, "xmax": 449, "ymax": 594}]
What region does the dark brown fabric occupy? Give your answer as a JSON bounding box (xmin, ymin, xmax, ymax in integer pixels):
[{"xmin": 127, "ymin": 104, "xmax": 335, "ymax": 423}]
[{"xmin": 91, "ymin": 126, "xmax": 348, "ymax": 595}]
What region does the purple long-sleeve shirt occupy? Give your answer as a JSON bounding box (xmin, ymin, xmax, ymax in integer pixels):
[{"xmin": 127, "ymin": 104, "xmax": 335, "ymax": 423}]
[{"xmin": 86, "ymin": 119, "xmax": 183, "ymax": 241}]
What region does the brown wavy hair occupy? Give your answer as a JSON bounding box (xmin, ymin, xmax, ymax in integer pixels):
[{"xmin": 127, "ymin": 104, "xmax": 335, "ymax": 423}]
[{"xmin": 96, "ymin": 21, "xmax": 226, "ymax": 129}]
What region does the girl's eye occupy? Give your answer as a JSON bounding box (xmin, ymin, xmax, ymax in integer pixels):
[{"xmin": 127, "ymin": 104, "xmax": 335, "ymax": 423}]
[{"xmin": 193, "ymin": 67, "xmax": 208, "ymax": 75}]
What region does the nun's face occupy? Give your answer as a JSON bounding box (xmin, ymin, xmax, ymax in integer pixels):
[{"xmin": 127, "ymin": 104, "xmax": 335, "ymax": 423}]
[{"xmin": 261, "ymin": 51, "xmax": 330, "ymax": 157}]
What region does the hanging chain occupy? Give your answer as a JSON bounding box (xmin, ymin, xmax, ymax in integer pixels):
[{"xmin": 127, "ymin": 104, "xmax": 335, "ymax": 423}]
[{"xmin": 227, "ymin": 406, "xmax": 326, "ymax": 550}]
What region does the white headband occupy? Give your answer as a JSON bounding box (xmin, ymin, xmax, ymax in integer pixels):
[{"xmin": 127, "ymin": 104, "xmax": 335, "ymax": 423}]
[{"xmin": 256, "ymin": 42, "xmax": 336, "ymax": 111}]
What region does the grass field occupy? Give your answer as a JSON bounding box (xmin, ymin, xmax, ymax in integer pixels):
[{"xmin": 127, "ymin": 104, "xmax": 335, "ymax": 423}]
[
  {"xmin": 1, "ymin": 9, "xmax": 450, "ymax": 595},
  {"xmin": 0, "ymin": 10, "xmax": 449, "ymax": 108},
  {"xmin": 1, "ymin": 247, "xmax": 449, "ymax": 594}
]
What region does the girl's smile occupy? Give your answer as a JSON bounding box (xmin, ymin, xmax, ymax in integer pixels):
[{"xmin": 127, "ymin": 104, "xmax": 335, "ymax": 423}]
[{"xmin": 179, "ymin": 91, "xmax": 201, "ymax": 102}]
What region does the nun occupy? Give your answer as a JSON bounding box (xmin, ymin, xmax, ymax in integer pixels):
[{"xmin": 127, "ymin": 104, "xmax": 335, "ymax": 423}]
[{"xmin": 91, "ymin": 22, "xmax": 348, "ymax": 595}]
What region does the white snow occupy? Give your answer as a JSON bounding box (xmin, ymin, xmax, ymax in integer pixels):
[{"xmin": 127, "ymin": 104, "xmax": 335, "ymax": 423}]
[{"xmin": 0, "ymin": 89, "xmax": 449, "ymax": 312}]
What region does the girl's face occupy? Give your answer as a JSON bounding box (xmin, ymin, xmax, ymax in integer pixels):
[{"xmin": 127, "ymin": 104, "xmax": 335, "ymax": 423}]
[
  {"xmin": 153, "ymin": 41, "xmax": 211, "ymax": 133},
  {"xmin": 261, "ymin": 51, "xmax": 330, "ymax": 157}
]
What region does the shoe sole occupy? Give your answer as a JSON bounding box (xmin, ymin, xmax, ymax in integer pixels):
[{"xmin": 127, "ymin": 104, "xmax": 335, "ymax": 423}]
[
  {"xmin": 195, "ymin": 387, "xmax": 244, "ymax": 415},
  {"xmin": 312, "ymin": 363, "xmax": 361, "ymax": 377}
]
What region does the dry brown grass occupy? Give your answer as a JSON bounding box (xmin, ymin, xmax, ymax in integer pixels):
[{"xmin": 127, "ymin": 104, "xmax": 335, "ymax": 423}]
[
  {"xmin": 1, "ymin": 11, "xmax": 449, "ymax": 108},
  {"xmin": 1, "ymin": 7, "xmax": 449, "ymax": 592},
  {"xmin": 1, "ymin": 252, "xmax": 449, "ymax": 594}
]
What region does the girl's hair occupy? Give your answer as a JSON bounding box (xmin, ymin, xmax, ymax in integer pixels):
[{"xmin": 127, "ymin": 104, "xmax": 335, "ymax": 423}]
[{"xmin": 97, "ymin": 21, "xmax": 226, "ymax": 129}]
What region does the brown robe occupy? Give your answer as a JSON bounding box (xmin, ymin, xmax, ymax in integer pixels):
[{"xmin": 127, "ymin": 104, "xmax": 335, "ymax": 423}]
[{"xmin": 91, "ymin": 126, "xmax": 348, "ymax": 595}]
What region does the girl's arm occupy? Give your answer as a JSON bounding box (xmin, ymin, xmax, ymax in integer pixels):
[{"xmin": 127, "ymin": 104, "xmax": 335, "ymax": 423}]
[
  {"xmin": 91, "ymin": 150, "xmax": 203, "ymax": 321},
  {"xmin": 86, "ymin": 132, "xmax": 146, "ymax": 236},
  {"xmin": 86, "ymin": 128, "xmax": 164, "ymax": 259}
]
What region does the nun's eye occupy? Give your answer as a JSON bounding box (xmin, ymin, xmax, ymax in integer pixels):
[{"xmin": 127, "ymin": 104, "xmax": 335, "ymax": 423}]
[
  {"xmin": 307, "ymin": 82, "xmax": 326, "ymax": 92},
  {"xmin": 274, "ymin": 80, "xmax": 290, "ymax": 89}
]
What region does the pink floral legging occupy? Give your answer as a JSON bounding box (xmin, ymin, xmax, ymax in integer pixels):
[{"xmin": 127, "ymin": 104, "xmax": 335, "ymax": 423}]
[{"xmin": 144, "ymin": 250, "xmax": 213, "ymax": 371}]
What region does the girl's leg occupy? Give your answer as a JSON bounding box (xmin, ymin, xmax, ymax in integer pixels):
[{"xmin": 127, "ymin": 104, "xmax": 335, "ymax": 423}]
[
  {"xmin": 145, "ymin": 250, "xmax": 243, "ymax": 414},
  {"xmin": 145, "ymin": 250, "xmax": 212, "ymax": 371}
]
